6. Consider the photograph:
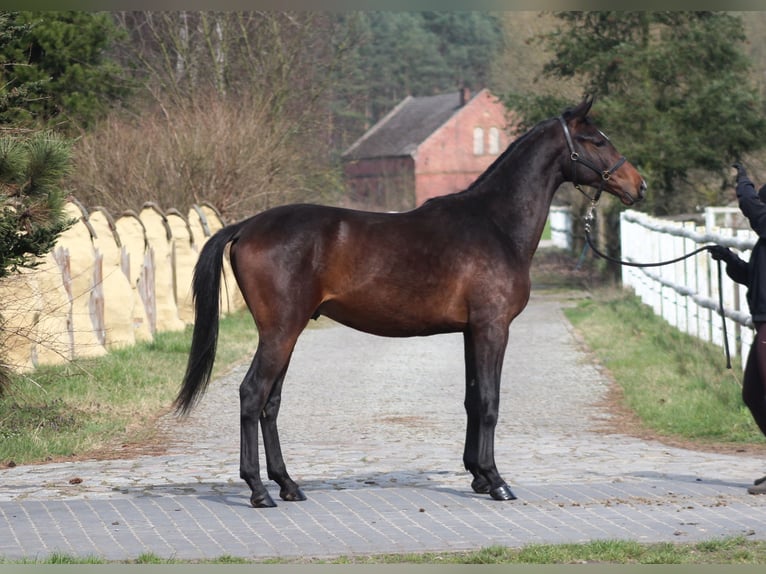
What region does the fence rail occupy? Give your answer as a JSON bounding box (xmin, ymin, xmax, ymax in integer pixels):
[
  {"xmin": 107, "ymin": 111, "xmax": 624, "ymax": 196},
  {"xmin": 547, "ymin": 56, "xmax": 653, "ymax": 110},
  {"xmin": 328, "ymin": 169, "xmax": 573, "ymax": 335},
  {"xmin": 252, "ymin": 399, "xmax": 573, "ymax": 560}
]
[{"xmin": 619, "ymin": 208, "xmax": 756, "ymax": 367}]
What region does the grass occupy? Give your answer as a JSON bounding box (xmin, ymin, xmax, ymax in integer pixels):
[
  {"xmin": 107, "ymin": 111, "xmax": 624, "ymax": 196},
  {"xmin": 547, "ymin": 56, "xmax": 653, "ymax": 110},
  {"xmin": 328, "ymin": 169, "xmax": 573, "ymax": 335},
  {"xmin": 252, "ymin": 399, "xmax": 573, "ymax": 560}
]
[
  {"xmin": 0, "ymin": 309, "xmax": 257, "ymax": 466},
  {"xmin": 4, "ymin": 536, "xmax": 766, "ymax": 564},
  {"xmin": 331, "ymin": 537, "xmax": 766, "ymax": 564},
  {"xmin": 563, "ymin": 287, "xmax": 761, "ymax": 444},
  {"xmin": 541, "ymin": 217, "xmax": 552, "ymax": 240}
]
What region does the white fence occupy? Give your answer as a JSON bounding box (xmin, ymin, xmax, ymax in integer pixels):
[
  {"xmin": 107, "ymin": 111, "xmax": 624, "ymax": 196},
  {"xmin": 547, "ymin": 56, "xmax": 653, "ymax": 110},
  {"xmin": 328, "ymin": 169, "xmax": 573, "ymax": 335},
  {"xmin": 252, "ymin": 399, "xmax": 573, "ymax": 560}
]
[
  {"xmin": 620, "ymin": 208, "xmax": 757, "ymax": 366},
  {"xmin": 548, "ymin": 205, "xmax": 573, "ymax": 250}
]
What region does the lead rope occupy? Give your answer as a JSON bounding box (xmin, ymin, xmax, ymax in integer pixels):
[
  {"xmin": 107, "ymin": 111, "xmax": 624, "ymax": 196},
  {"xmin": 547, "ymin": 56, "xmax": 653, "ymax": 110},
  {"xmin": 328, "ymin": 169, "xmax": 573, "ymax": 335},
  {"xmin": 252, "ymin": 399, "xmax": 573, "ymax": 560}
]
[{"xmin": 582, "ymin": 201, "xmax": 732, "ymax": 369}]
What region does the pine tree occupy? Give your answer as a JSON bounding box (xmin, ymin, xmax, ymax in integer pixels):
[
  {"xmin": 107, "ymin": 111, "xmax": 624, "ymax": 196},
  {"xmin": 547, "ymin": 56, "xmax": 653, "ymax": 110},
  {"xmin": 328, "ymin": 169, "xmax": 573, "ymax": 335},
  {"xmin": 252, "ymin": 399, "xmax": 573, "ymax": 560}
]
[
  {"xmin": 0, "ymin": 11, "xmax": 129, "ymax": 131},
  {"xmin": 505, "ymin": 11, "xmax": 766, "ymax": 216},
  {"xmin": 0, "ymin": 131, "xmax": 72, "ymax": 392},
  {"xmin": 0, "ymin": 131, "xmax": 73, "ymax": 278}
]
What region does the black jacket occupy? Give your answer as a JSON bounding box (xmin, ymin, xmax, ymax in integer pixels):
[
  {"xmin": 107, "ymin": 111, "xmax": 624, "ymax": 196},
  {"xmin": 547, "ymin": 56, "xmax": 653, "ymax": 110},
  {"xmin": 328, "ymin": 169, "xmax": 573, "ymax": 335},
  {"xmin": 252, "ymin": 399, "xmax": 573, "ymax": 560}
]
[{"xmin": 724, "ymin": 176, "xmax": 766, "ymax": 322}]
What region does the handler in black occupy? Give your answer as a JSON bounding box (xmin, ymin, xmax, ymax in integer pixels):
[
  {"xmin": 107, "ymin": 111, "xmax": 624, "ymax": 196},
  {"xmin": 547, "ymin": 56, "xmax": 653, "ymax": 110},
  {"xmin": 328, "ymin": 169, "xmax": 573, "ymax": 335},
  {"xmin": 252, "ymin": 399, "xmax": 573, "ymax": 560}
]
[{"xmin": 710, "ymin": 162, "xmax": 766, "ymax": 494}]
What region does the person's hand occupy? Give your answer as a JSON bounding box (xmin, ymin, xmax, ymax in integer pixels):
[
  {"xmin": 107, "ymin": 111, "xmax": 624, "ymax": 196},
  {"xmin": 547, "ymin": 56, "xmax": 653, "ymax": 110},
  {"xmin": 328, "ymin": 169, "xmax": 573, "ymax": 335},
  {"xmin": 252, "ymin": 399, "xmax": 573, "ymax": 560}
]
[
  {"xmin": 709, "ymin": 245, "xmax": 733, "ymax": 262},
  {"xmin": 733, "ymin": 162, "xmax": 749, "ymax": 181}
]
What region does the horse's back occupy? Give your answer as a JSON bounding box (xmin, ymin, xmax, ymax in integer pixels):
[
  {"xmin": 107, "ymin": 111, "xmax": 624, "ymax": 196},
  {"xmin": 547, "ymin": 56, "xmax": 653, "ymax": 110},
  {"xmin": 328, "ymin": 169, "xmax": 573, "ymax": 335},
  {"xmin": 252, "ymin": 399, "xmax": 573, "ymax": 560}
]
[{"xmin": 228, "ymin": 202, "xmax": 529, "ymax": 337}]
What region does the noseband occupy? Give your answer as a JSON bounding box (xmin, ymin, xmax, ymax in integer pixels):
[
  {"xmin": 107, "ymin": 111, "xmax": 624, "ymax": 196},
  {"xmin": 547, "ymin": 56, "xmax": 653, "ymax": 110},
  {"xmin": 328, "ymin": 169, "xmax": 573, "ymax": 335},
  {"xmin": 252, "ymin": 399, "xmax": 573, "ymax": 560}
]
[{"xmin": 558, "ymin": 116, "xmax": 627, "ymax": 203}]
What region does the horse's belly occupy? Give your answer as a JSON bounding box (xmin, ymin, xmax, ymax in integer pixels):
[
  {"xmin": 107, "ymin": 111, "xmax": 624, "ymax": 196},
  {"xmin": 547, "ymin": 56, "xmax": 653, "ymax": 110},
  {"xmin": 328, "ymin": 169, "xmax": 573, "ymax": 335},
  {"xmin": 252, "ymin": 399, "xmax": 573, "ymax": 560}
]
[{"xmin": 316, "ymin": 299, "xmax": 466, "ymax": 338}]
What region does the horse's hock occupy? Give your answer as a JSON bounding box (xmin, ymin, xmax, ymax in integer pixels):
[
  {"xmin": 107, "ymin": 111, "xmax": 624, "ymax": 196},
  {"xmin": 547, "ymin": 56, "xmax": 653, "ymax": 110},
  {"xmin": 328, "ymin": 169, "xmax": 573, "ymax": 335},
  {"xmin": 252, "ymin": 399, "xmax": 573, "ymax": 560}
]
[{"xmin": 0, "ymin": 199, "xmax": 243, "ymax": 372}]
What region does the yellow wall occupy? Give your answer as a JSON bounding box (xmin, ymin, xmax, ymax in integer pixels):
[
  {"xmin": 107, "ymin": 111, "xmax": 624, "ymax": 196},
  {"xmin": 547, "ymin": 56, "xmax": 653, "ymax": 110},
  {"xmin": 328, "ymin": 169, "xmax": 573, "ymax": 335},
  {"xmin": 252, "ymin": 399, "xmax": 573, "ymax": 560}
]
[{"xmin": 0, "ymin": 200, "xmax": 245, "ymax": 372}]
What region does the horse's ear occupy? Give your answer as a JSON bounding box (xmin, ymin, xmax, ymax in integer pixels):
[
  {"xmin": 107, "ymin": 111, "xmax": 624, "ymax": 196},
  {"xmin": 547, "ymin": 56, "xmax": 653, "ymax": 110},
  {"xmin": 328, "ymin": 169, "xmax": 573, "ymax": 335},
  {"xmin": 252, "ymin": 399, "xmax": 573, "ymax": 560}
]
[{"xmin": 562, "ymin": 95, "xmax": 594, "ymax": 122}]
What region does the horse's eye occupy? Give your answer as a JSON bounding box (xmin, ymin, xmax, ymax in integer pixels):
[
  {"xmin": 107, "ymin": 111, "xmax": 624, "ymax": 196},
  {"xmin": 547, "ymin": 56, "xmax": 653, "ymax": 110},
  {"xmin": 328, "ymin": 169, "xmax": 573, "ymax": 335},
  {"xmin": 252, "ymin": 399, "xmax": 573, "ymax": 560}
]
[{"xmin": 578, "ymin": 134, "xmax": 608, "ymax": 148}]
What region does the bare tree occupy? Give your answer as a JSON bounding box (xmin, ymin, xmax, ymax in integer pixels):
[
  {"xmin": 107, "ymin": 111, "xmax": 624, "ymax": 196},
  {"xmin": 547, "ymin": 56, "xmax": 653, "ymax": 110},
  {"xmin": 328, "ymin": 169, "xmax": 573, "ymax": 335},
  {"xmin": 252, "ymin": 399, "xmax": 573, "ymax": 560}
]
[{"xmin": 70, "ymin": 12, "xmax": 364, "ymax": 217}]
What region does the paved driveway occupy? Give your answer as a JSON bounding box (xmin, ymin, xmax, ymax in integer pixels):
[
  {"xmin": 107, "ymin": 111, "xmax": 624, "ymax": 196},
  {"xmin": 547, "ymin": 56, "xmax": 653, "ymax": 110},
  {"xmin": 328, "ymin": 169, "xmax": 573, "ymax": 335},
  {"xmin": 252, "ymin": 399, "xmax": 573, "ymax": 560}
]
[{"xmin": 1, "ymin": 292, "xmax": 765, "ymax": 561}]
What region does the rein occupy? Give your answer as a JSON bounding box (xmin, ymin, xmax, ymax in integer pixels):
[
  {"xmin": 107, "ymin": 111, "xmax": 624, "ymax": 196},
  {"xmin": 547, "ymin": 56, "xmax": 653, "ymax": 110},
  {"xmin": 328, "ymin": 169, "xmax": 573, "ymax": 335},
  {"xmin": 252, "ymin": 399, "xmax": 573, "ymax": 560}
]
[
  {"xmin": 559, "ymin": 116, "xmax": 731, "ymax": 369},
  {"xmin": 582, "ymin": 206, "xmax": 729, "ymax": 369},
  {"xmin": 582, "ymin": 204, "xmax": 714, "ymax": 269}
]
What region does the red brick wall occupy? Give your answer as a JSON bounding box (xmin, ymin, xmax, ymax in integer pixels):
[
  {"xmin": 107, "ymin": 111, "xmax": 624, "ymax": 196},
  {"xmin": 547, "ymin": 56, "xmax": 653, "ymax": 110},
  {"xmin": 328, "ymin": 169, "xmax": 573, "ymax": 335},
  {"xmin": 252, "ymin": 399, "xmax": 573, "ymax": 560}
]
[
  {"xmin": 414, "ymin": 90, "xmax": 514, "ymax": 205},
  {"xmin": 342, "ymin": 89, "xmax": 516, "ymax": 210}
]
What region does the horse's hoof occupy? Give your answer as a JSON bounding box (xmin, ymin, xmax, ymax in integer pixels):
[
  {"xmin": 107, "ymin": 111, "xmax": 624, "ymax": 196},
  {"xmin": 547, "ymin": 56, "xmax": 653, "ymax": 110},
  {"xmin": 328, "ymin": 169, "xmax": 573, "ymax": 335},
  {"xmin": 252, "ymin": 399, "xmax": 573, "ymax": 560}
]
[
  {"xmin": 280, "ymin": 487, "xmax": 307, "ymax": 502},
  {"xmin": 489, "ymin": 483, "xmax": 517, "ymax": 501},
  {"xmin": 471, "ymin": 476, "xmax": 491, "ymax": 494},
  {"xmin": 250, "ymin": 491, "xmax": 277, "ymax": 508}
]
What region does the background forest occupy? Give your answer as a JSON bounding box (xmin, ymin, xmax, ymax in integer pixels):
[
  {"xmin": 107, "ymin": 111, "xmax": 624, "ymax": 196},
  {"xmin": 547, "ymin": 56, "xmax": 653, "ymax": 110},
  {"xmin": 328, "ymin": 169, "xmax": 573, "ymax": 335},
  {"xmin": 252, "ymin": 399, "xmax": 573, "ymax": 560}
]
[{"xmin": 3, "ymin": 11, "xmax": 766, "ymax": 235}]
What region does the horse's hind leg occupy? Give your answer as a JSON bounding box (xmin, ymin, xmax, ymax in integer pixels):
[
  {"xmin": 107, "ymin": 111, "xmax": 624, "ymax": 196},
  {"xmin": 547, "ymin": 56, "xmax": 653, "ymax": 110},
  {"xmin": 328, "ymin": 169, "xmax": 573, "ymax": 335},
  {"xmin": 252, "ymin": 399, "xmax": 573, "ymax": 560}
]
[
  {"xmin": 239, "ymin": 337, "xmax": 299, "ymax": 508},
  {"xmin": 261, "ymin": 364, "xmax": 306, "ymax": 502},
  {"xmin": 239, "ymin": 353, "xmax": 274, "ymax": 508}
]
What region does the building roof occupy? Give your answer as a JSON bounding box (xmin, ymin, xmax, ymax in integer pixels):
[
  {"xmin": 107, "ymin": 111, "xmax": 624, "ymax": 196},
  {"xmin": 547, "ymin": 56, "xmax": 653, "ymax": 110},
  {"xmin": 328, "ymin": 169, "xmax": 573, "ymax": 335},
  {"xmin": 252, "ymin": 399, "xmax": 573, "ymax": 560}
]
[{"xmin": 342, "ymin": 90, "xmax": 480, "ymax": 161}]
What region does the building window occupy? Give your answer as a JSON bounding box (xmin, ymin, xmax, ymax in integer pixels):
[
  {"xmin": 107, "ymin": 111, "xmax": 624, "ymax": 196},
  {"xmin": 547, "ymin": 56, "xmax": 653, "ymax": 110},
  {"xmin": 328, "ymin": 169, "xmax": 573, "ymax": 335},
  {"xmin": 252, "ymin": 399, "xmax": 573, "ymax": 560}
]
[
  {"xmin": 473, "ymin": 127, "xmax": 484, "ymax": 155},
  {"xmin": 488, "ymin": 127, "xmax": 500, "ymax": 154}
]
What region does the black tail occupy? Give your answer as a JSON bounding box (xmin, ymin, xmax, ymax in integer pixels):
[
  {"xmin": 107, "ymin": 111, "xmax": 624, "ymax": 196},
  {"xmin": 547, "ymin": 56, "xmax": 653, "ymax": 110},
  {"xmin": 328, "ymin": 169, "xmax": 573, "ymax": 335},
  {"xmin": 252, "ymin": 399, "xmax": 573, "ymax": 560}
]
[{"xmin": 174, "ymin": 221, "xmax": 244, "ymax": 416}]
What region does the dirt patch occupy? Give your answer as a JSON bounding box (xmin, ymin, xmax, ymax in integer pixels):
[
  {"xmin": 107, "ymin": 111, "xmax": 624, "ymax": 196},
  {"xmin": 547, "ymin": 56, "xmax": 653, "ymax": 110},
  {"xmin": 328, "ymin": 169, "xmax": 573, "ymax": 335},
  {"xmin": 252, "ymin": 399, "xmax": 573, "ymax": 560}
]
[
  {"xmin": 4, "ymin": 409, "xmax": 177, "ymax": 469},
  {"xmin": 594, "ymin": 377, "xmax": 766, "ymax": 456}
]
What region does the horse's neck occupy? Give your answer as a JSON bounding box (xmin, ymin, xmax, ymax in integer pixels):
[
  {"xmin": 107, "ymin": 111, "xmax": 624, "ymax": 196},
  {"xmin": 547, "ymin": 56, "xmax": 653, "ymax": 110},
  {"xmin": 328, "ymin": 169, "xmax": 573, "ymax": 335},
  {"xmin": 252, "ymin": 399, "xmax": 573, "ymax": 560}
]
[{"xmin": 472, "ymin": 130, "xmax": 564, "ymax": 262}]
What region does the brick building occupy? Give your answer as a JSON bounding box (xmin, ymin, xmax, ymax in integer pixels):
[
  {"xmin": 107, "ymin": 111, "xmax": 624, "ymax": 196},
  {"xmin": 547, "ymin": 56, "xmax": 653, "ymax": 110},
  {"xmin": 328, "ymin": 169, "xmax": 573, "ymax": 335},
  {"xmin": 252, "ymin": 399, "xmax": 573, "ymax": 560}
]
[{"xmin": 342, "ymin": 88, "xmax": 516, "ymax": 211}]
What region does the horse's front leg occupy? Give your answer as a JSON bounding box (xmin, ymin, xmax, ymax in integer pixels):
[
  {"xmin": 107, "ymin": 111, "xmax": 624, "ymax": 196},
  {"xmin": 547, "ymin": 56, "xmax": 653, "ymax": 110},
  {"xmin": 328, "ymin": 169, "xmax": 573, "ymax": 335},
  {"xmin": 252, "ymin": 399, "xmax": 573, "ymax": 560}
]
[
  {"xmin": 260, "ymin": 365, "xmax": 306, "ymax": 503},
  {"xmin": 462, "ymin": 326, "xmax": 516, "ymax": 501}
]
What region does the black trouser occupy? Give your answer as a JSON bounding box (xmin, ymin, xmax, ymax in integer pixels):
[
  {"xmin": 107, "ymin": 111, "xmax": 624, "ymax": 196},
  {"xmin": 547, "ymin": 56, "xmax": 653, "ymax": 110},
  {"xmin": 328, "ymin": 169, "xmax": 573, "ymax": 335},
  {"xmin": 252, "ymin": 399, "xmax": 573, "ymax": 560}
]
[{"xmin": 743, "ymin": 322, "xmax": 766, "ymax": 437}]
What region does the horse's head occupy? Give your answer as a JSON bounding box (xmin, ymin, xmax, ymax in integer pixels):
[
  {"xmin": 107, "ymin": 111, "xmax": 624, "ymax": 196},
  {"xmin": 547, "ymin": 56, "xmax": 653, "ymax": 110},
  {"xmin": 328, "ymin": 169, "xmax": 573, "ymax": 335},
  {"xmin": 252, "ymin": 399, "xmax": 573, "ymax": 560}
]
[{"xmin": 559, "ymin": 97, "xmax": 646, "ymax": 206}]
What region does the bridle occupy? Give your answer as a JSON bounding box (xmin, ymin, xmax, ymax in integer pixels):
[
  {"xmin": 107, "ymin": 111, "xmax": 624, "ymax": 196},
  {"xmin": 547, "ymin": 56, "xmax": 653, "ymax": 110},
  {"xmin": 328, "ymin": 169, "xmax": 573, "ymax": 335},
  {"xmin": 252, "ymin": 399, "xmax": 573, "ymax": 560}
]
[
  {"xmin": 559, "ymin": 115, "xmax": 732, "ymax": 370},
  {"xmin": 558, "ymin": 115, "xmax": 627, "ymax": 204}
]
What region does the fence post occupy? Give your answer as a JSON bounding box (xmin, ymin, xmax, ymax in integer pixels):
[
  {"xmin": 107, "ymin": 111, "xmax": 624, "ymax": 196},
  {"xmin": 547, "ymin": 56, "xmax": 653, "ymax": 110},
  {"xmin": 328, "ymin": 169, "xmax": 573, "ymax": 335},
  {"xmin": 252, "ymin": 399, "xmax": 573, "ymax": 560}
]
[
  {"xmin": 683, "ymin": 222, "xmax": 697, "ymax": 341},
  {"xmin": 54, "ymin": 202, "xmax": 107, "ymax": 359},
  {"xmin": 140, "ymin": 203, "xmax": 186, "ymax": 333}
]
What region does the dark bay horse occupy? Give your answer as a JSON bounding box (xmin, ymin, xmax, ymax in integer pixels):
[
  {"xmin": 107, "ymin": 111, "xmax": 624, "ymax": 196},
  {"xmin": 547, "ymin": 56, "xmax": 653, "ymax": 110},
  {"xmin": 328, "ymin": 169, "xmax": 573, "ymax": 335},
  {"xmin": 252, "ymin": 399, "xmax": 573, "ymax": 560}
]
[{"xmin": 175, "ymin": 97, "xmax": 646, "ymax": 508}]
